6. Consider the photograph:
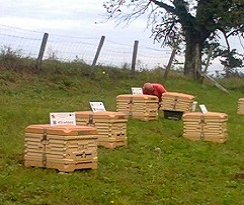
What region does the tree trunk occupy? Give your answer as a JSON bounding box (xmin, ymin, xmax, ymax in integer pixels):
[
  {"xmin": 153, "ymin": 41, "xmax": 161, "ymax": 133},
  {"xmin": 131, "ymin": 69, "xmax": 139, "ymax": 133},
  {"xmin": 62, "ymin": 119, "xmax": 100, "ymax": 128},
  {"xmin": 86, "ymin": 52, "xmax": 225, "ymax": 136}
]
[{"xmin": 184, "ymin": 37, "xmax": 203, "ymax": 81}]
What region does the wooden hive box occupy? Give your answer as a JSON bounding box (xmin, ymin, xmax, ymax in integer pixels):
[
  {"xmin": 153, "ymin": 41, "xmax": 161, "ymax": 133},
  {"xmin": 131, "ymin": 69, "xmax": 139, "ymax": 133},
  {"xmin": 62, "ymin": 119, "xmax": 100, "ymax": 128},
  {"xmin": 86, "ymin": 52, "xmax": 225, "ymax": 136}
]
[
  {"xmin": 237, "ymin": 98, "xmax": 244, "ymax": 115},
  {"xmin": 182, "ymin": 112, "xmax": 228, "ymax": 143},
  {"xmin": 116, "ymin": 94, "xmax": 159, "ymax": 121},
  {"xmin": 24, "ymin": 124, "xmax": 98, "ymax": 172},
  {"xmin": 75, "ymin": 111, "xmax": 128, "ymax": 149},
  {"xmin": 161, "ymin": 92, "xmax": 195, "ymax": 112},
  {"xmin": 161, "ymin": 92, "xmax": 195, "ymax": 120}
]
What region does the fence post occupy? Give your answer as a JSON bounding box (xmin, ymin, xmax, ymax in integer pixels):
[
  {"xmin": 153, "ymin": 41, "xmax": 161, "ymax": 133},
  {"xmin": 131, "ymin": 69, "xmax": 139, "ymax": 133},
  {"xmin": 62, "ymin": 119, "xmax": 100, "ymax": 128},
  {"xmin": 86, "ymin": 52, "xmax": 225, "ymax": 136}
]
[
  {"xmin": 164, "ymin": 35, "xmax": 179, "ymax": 79},
  {"xmin": 164, "ymin": 48, "xmax": 177, "ymax": 79},
  {"xmin": 203, "ymin": 45, "xmax": 214, "ymax": 73},
  {"xmin": 35, "ymin": 32, "xmax": 49, "ymax": 70},
  {"xmin": 92, "ymin": 35, "xmax": 105, "ymax": 66},
  {"xmin": 131, "ymin": 40, "xmax": 139, "ymax": 76}
]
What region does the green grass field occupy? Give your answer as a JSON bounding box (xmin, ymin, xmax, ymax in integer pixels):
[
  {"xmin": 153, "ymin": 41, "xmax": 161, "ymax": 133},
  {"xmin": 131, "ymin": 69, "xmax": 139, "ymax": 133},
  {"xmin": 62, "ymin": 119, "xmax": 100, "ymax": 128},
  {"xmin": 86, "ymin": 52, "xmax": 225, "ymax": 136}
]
[{"xmin": 1, "ymin": 62, "xmax": 244, "ymax": 205}]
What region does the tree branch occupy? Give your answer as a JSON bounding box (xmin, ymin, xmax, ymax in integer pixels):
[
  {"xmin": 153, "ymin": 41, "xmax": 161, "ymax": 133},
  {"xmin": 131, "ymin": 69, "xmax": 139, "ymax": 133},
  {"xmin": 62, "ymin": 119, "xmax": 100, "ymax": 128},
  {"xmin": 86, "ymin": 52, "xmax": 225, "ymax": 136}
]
[
  {"xmin": 216, "ymin": 27, "xmax": 231, "ymax": 51},
  {"xmin": 150, "ymin": 0, "xmax": 176, "ymax": 14}
]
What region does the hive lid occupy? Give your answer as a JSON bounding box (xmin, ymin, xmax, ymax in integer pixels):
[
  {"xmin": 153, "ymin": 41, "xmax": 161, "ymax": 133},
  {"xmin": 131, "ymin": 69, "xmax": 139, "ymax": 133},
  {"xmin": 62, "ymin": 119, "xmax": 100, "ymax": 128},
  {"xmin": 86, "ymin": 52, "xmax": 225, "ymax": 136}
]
[
  {"xmin": 163, "ymin": 92, "xmax": 195, "ymax": 100},
  {"xmin": 183, "ymin": 112, "xmax": 228, "ymax": 120},
  {"xmin": 75, "ymin": 111, "xmax": 128, "ymax": 119},
  {"xmin": 238, "ymin": 98, "xmax": 244, "ymax": 103},
  {"xmin": 25, "ymin": 124, "xmax": 98, "ymax": 135},
  {"xmin": 116, "ymin": 94, "xmax": 158, "ymax": 101}
]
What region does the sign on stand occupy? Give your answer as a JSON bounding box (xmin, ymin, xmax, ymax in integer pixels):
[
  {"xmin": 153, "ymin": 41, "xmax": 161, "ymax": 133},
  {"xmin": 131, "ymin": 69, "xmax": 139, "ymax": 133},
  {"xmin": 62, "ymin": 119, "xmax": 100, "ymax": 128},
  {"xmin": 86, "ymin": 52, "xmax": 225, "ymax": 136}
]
[
  {"xmin": 131, "ymin": 87, "xmax": 143, "ymax": 95},
  {"xmin": 89, "ymin": 102, "xmax": 106, "ymax": 112},
  {"xmin": 199, "ymin": 104, "xmax": 208, "ymax": 114},
  {"xmin": 50, "ymin": 112, "xmax": 76, "ymax": 126}
]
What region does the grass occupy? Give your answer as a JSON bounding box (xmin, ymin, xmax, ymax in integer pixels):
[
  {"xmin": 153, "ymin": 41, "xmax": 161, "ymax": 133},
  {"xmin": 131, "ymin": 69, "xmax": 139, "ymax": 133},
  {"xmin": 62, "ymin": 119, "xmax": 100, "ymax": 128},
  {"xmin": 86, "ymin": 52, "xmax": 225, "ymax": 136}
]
[{"xmin": 1, "ymin": 61, "xmax": 244, "ymax": 205}]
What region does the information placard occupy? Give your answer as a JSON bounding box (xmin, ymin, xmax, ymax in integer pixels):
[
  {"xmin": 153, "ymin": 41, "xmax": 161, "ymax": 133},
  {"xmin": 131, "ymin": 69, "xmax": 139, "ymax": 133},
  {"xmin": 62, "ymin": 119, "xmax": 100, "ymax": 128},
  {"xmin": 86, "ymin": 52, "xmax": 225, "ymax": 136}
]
[
  {"xmin": 50, "ymin": 112, "xmax": 76, "ymax": 126},
  {"xmin": 199, "ymin": 104, "xmax": 208, "ymax": 114},
  {"xmin": 131, "ymin": 87, "xmax": 143, "ymax": 95},
  {"xmin": 89, "ymin": 102, "xmax": 106, "ymax": 112}
]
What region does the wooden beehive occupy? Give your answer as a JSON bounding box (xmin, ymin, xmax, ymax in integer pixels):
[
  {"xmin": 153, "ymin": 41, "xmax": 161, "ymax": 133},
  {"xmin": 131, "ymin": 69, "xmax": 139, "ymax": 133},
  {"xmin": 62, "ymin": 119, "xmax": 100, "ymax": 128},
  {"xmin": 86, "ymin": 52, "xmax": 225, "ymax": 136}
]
[
  {"xmin": 182, "ymin": 112, "xmax": 228, "ymax": 143},
  {"xmin": 237, "ymin": 98, "xmax": 244, "ymax": 115},
  {"xmin": 161, "ymin": 92, "xmax": 195, "ymax": 112},
  {"xmin": 161, "ymin": 92, "xmax": 195, "ymax": 120},
  {"xmin": 75, "ymin": 111, "xmax": 128, "ymax": 149},
  {"xmin": 24, "ymin": 124, "xmax": 98, "ymax": 172},
  {"xmin": 116, "ymin": 94, "xmax": 159, "ymax": 121}
]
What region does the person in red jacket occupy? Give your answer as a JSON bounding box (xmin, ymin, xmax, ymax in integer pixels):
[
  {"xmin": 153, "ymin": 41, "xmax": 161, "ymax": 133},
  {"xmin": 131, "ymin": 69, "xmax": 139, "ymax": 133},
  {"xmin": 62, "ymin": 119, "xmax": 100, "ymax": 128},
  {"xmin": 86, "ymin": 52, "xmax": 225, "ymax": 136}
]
[{"xmin": 142, "ymin": 82, "xmax": 167, "ymax": 102}]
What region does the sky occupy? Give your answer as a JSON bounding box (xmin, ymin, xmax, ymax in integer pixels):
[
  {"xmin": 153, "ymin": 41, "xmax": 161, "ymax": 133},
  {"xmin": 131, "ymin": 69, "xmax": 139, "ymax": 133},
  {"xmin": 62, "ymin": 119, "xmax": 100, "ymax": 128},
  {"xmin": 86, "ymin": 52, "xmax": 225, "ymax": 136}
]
[
  {"xmin": 1, "ymin": 0, "xmax": 243, "ymax": 73},
  {"xmin": 0, "ymin": 0, "xmax": 156, "ymax": 46}
]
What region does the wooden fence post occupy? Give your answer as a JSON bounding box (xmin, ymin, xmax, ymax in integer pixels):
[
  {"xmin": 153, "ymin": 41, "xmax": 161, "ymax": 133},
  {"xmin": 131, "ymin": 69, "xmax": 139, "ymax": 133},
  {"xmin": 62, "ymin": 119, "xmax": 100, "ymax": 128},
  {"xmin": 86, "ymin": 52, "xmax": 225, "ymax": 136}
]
[
  {"xmin": 92, "ymin": 35, "xmax": 105, "ymax": 66},
  {"xmin": 131, "ymin": 40, "xmax": 139, "ymax": 76},
  {"xmin": 35, "ymin": 32, "xmax": 49, "ymax": 70},
  {"xmin": 201, "ymin": 73, "xmax": 229, "ymax": 94},
  {"xmin": 202, "ymin": 45, "xmax": 214, "ymax": 73},
  {"xmin": 164, "ymin": 48, "xmax": 177, "ymax": 79},
  {"xmin": 163, "ymin": 35, "xmax": 179, "ymax": 79}
]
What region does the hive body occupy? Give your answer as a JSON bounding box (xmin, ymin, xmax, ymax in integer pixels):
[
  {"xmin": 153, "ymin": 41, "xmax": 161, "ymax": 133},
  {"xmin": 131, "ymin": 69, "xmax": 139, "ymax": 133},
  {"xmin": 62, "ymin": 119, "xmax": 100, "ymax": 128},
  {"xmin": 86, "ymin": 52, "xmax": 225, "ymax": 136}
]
[
  {"xmin": 161, "ymin": 92, "xmax": 195, "ymax": 120},
  {"xmin": 182, "ymin": 112, "xmax": 228, "ymax": 143},
  {"xmin": 237, "ymin": 98, "xmax": 244, "ymax": 115},
  {"xmin": 116, "ymin": 94, "xmax": 159, "ymax": 121},
  {"xmin": 161, "ymin": 92, "xmax": 195, "ymax": 112},
  {"xmin": 75, "ymin": 111, "xmax": 128, "ymax": 149},
  {"xmin": 24, "ymin": 124, "xmax": 98, "ymax": 172}
]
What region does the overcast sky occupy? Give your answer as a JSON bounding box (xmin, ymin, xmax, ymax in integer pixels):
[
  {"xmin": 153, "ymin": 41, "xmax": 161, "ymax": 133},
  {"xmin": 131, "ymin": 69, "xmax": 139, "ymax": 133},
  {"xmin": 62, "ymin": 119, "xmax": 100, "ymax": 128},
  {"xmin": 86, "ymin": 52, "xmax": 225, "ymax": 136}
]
[{"xmin": 0, "ymin": 0, "xmax": 158, "ymax": 47}]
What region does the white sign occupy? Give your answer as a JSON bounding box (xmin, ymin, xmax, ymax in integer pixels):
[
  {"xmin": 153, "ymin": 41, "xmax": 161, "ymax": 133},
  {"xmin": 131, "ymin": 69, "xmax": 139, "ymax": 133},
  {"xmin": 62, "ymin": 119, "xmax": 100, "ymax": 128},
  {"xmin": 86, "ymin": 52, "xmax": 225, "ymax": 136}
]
[
  {"xmin": 89, "ymin": 102, "xmax": 106, "ymax": 112},
  {"xmin": 131, "ymin": 87, "xmax": 143, "ymax": 95},
  {"xmin": 50, "ymin": 112, "xmax": 76, "ymax": 126},
  {"xmin": 199, "ymin": 104, "xmax": 208, "ymax": 114}
]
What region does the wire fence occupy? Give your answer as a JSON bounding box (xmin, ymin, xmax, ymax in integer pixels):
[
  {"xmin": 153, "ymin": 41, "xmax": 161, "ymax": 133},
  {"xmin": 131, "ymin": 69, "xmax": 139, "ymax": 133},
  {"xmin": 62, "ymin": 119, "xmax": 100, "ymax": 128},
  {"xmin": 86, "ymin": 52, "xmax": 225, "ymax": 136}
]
[
  {"xmin": 0, "ymin": 24, "xmax": 174, "ymax": 71},
  {"xmin": 1, "ymin": 24, "xmax": 243, "ymax": 77}
]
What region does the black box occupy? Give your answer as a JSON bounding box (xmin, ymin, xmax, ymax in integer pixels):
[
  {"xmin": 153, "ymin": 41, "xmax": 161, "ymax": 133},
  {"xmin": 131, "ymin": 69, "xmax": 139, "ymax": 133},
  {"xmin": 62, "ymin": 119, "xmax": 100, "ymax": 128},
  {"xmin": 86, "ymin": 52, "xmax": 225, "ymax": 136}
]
[{"xmin": 163, "ymin": 110, "xmax": 184, "ymax": 120}]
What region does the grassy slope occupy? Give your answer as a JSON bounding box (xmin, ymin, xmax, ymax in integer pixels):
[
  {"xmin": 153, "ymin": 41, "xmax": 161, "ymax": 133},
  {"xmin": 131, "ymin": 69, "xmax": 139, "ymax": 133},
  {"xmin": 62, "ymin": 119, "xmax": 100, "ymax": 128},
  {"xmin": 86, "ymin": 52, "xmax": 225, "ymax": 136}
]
[{"xmin": 1, "ymin": 65, "xmax": 244, "ymax": 205}]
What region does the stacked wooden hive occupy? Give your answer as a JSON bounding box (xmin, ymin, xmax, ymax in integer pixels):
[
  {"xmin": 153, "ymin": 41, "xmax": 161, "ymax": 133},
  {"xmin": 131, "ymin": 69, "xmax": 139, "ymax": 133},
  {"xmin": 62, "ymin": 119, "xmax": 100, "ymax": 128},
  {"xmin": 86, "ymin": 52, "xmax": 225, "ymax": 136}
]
[
  {"xmin": 75, "ymin": 111, "xmax": 128, "ymax": 149},
  {"xmin": 182, "ymin": 112, "xmax": 228, "ymax": 143},
  {"xmin": 116, "ymin": 94, "xmax": 159, "ymax": 121},
  {"xmin": 237, "ymin": 98, "xmax": 244, "ymax": 115},
  {"xmin": 24, "ymin": 124, "xmax": 98, "ymax": 172},
  {"xmin": 161, "ymin": 92, "xmax": 195, "ymax": 120}
]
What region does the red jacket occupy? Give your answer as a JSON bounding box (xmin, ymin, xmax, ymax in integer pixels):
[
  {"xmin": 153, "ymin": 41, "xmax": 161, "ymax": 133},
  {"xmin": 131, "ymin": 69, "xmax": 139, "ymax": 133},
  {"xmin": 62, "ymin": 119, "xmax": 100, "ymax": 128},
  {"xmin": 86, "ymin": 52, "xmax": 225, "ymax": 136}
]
[{"xmin": 142, "ymin": 83, "xmax": 167, "ymax": 101}]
